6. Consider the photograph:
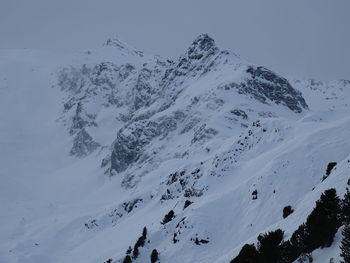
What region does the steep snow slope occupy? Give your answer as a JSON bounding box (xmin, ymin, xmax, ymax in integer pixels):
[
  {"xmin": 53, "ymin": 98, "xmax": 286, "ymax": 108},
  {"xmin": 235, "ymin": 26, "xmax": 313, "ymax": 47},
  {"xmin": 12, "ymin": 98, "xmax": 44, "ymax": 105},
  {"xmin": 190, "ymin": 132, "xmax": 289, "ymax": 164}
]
[{"xmin": 0, "ymin": 35, "xmax": 349, "ymax": 263}]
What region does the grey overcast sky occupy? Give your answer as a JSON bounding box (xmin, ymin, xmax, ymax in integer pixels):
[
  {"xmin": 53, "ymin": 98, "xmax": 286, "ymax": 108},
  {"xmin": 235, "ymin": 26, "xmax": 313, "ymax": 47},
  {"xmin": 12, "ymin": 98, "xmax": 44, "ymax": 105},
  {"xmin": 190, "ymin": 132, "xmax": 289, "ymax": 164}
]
[{"xmin": 0, "ymin": 0, "xmax": 349, "ymax": 80}]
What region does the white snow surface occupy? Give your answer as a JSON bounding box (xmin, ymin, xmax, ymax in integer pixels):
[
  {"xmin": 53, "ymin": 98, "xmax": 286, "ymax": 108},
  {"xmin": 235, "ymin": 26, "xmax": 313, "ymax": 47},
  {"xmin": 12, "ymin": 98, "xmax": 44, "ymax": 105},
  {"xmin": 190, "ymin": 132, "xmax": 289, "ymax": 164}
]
[{"xmin": 0, "ymin": 35, "xmax": 350, "ymax": 263}]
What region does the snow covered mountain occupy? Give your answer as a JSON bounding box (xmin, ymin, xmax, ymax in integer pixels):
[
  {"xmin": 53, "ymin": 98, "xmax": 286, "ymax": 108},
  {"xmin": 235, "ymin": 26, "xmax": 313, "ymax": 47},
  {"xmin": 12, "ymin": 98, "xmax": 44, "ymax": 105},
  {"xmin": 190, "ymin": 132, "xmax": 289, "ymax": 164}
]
[{"xmin": 0, "ymin": 34, "xmax": 350, "ymax": 263}]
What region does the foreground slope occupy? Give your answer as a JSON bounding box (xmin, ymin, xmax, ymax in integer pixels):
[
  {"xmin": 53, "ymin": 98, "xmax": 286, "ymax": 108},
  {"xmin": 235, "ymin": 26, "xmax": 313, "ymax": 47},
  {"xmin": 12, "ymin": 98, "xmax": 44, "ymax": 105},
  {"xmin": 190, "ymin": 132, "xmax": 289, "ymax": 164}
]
[{"xmin": 0, "ymin": 35, "xmax": 349, "ymax": 263}]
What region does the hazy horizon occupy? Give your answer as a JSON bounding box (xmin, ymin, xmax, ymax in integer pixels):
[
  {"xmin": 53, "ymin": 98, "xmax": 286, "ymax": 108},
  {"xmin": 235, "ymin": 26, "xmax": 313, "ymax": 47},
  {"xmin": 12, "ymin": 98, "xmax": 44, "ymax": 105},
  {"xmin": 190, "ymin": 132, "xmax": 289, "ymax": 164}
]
[{"xmin": 1, "ymin": 0, "xmax": 349, "ymax": 80}]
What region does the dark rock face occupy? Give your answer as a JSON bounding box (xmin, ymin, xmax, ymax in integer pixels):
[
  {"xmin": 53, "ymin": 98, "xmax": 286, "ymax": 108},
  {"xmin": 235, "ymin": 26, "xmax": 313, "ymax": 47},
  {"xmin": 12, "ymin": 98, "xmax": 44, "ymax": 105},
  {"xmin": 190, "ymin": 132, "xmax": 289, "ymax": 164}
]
[
  {"xmin": 161, "ymin": 168, "xmax": 206, "ymax": 200},
  {"xmin": 111, "ymin": 114, "xmax": 184, "ymax": 173},
  {"xmin": 187, "ymin": 34, "xmax": 219, "ymax": 60},
  {"xmin": 67, "ymin": 102, "xmax": 99, "ymax": 157},
  {"xmin": 105, "ymin": 37, "xmax": 144, "ymax": 57},
  {"xmin": 70, "ymin": 103, "xmax": 87, "ymax": 133},
  {"xmin": 108, "ymin": 37, "xmax": 310, "ymax": 173},
  {"xmin": 111, "ymin": 123, "xmax": 146, "ymax": 173},
  {"xmin": 70, "ymin": 102, "xmax": 97, "ymax": 135},
  {"xmin": 70, "ymin": 128, "xmax": 100, "ymax": 157},
  {"xmin": 161, "ymin": 34, "xmax": 220, "ymax": 88},
  {"xmin": 244, "ymin": 66, "xmax": 308, "ymax": 113},
  {"xmin": 58, "ymin": 34, "xmax": 310, "ymax": 167},
  {"xmin": 219, "ymin": 66, "xmax": 308, "ymax": 113},
  {"xmin": 132, "ymin": 68, "xmax": 155, "ymax": 111}
]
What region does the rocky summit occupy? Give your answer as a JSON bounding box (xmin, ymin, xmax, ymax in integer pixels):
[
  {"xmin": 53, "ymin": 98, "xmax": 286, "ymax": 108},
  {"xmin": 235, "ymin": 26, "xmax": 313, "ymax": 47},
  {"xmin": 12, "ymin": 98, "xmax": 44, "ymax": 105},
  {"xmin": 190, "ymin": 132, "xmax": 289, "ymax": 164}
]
[{"xmin": 0, "ymin": 35, "xmax": 349, "ymax": 263}]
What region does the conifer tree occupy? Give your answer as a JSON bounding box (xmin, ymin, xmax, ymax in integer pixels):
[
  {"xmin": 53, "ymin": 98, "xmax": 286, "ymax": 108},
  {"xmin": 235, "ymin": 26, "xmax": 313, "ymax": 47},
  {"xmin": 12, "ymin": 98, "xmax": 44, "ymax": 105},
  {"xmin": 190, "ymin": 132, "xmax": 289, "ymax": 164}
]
[
  {"xmin": 257, "ymin": 229, "xmax": 284, "ymax": 263},
  {"xmin": 343, "ymin": 188, "xmax": 350, "ymax": 224},
  {"xmin": 142, "ymin": 226, "xmax": 148, "ymax": 238},
  {"xmin": 341, "ymin": 224, "xmax": 350, "ymax": 263},
  {"xmin": 123, "ymin": 255, "xmax": 132, "ymax": 263},
  {"xmin": 290, "ymin": 224, "xmax": 307, "ymax": 255},
  {"xmin": 278, "ymin": 240, "xmax": 300, "ymax": 263},
  {"xmin": 304, "ymin": 188, "xmax": 341, "ymax": 251},
  {"xmin": 230, "ymin": 244, "xmax": 259, "ymax": 263},
  {"xmin": 132, "ymin": 245, "xmax": 139, "ymax": 260},
  {"xmin": 126, "ymin": 246, "xmax": 132, "ymax": 255},
  {"xmin": 150, "ymin": 249, "xmax": 159, "ymax": 263}
]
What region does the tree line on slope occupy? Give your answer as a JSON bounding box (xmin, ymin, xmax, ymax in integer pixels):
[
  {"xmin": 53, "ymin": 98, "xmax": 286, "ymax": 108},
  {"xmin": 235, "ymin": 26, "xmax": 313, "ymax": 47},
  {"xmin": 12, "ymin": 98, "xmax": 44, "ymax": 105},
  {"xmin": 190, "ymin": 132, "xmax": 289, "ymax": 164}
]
[
  {"xmin": 121, "ymin": 226, "xmax": 159, "ymax": 263},
  {"xmin": 231, "ymin": 188, "xmax": 350, "ymax": 263}
]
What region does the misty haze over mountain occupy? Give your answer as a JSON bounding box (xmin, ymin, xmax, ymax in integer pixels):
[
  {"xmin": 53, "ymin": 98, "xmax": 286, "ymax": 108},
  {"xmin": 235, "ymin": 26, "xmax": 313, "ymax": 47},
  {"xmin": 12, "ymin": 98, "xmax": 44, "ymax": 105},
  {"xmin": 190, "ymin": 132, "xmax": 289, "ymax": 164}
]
[
  {"xmin": 0, "ymin": 0, "xmax": 349, "ymax": 80},
  {"xmin": 1, "ymin": 2, "xmax": 350, "ymax": 263}
]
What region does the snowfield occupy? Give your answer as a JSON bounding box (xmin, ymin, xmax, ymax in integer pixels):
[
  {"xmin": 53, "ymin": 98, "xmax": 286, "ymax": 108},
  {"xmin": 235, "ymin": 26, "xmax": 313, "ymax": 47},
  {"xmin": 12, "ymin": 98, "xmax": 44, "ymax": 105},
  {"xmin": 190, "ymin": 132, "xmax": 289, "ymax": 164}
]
[{"xmin": 0, "ymin": 35, "xmax": 349, "ymax": 263}]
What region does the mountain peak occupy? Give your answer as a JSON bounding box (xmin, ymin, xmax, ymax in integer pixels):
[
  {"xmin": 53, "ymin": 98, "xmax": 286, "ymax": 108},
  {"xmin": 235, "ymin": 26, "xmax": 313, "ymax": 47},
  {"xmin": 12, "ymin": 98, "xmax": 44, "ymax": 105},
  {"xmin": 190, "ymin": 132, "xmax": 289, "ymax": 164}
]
[
  {"xmin": 105, "ymin": 37, "xmax": 129, "ymax": 49},
  {"xmin": 104, "ymin": 36, "xmax": 144, "ymax": 57},
  {"xmin": 192, "ymin": 33, "xmax": 216, "ymax": 46},
  {"xmin": 187, "ymin": 34, "xmax": 219, "ymax": 60}
]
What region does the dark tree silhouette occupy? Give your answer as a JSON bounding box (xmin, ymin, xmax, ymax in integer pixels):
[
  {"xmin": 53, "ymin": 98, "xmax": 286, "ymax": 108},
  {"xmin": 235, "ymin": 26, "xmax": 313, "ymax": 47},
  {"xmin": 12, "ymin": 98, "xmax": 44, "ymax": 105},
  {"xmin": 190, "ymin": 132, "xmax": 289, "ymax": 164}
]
[
  {"xmin": 231, "ymin": 188, "xmax": 343, "ymax": 263},
  {"xmin": 341, "ymin": 224, "xmax": 350, "ymax": 263},
  {"xmin": 142, "ymin": 226, "xmax": 148, "ymax": 238},
  {"xmin": 123, "ymin": 255, "xmax": 132, "ymax": 263},
  {"xmin": 290, "ymin": 224, "xmax": 308, "ymax": 257},
  {"xmin": 343, "ymin": 188, "xmax": 350, "ymax": 224},
  {"xmin": 278, "ymin": 240, "xmax": 299, "ymax": 263},
  {"xmin": 150, "ymin": 249, "xmax": 159, "ymax": 263},
  {"xmin": 230, "ymin": 244, "xmax": 259, "ymax": 263},
  {"xmin": 257, "ymin": 229, "xmax": 284, "ymax": 263},
  {"xmin": 304, "ymin": 188, "xmax": 341, "ymax": 251},
  {"xmin": 126, "ymin": 246, "xmax": 132, "ymax": 255}
]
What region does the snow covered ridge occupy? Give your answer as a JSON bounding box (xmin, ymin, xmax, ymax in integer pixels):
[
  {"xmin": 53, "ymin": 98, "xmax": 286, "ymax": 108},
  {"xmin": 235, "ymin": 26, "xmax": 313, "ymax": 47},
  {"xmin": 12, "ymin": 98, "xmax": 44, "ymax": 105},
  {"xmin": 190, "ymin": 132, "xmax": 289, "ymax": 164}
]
[
  {"xmin": 0, "ymin": 35, "xmax": 350, "ymax": 263},
  {"xmin": 57, "ymin": 34, "xmax": 308, "ymax": 160}
]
